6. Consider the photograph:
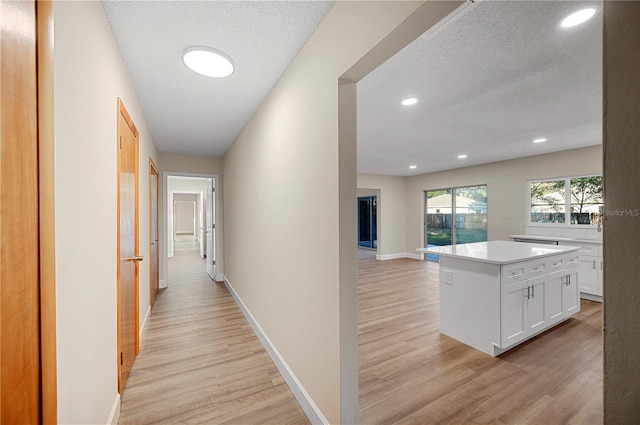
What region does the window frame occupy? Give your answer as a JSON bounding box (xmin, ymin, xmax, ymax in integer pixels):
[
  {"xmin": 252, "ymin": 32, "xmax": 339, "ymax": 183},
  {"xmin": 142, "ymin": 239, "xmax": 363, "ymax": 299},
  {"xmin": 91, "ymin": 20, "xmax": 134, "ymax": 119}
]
[{"xmin": 527, "ymin": 173, "xmax": 603, "ymax": 227}]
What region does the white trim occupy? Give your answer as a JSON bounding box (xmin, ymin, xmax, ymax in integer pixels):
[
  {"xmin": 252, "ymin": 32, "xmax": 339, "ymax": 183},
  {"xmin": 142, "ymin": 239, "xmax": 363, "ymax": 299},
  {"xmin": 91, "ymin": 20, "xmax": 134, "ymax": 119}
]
[
  {"xmin": 140, "ymin": 305, "xmax": 151, "ymax": 341},
  {"xmin": 580, "ymin": 292, "xmax": 603, "ymax": 303},
  {"xmin": 106, "ymin": 393, "xmax": 120, "ymax": 425},
  {"xmin": 376, "ymin": 252, "xmax": 423, "ymax": 261},
  {"xmin": 214, "ymin": 272, "xmax": 224, "ymax": 282},
  {"xmin": 162, "ymin": 172, "xmax": 220, "ymax": 289},
  {"xmin": 223, "ymin": 277, "xmax": 329, "ymax": 425}
]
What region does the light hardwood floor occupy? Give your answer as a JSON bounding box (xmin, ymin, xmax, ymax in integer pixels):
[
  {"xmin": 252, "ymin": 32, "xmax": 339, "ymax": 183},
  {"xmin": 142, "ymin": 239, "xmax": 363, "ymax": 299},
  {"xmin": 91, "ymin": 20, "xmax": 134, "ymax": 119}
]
[
  {"xmin": 118, "ymin": 235, "xmax": 310, "ymax": 425},
  {"xmin": 119, "ymin": 241, "xmax": 602, "ymax": 424},
  {"xmin": 358, "ymin": 249, "xmax": 603, "ymax": 425}
]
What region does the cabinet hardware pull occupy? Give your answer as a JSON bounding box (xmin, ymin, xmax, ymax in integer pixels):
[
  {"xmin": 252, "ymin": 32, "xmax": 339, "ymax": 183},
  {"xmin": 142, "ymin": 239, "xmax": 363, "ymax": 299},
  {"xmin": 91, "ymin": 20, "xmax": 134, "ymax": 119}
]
[
  {"xmin": 531, "ymin": 285, "xmax": 535, "ymax": 298},
  {"xmin": 553, "ymin": 260, "xmax": 563, "ymax": 266},
  {"xmin": 526, "ymin": 286, "xmax": 530, "ymax": 299},
  {"xmin": 593, "ymin": 260, "xmax": 596, "ymax": 269}
]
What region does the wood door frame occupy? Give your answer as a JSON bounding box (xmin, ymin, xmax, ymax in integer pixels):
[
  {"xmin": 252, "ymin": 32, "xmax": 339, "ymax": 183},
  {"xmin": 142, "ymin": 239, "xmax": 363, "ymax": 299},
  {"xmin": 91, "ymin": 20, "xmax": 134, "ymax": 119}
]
[
  {"xmin": 1, "ymin": 1, "xmax": 56, "ymax": 421},
  {"xmin": 37, "ymin": 1, "xmax": 57, "ymax": 422},
  {"xmin": 116, "ymin": 98, "xmax": 141, "ymax": 385},
  {"xmin": 149, "ymin": 158, "xmax": 159, "ymax": 306}
]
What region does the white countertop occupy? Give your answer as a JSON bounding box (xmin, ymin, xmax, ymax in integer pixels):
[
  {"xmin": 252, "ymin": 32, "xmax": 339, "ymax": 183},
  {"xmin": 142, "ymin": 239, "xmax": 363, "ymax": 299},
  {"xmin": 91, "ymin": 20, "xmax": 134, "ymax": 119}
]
[
  {"xmin": 508, "ymin": 234, "xmax": 602, "ymax": 245},
  {"xmin": 417, "ymin": 240, "xmax": 580, "ymax": 265}
]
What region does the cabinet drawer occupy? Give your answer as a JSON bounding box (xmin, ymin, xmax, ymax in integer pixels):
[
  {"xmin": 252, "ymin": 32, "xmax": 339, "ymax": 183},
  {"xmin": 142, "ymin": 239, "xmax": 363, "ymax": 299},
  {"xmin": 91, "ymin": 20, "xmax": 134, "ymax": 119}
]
[
  {"xmin": 564, "ymin": 253, "xmax": 580, "ymax": 269},
  {"xmin": 547, "ymin": 256, "xmax": 566, "ymax": 271},
  {"xmin": 502, "ymin": 263, "xmax": 526, "ymax": 284},
  {"xmin": 527, "ymin": 259, "xmax": 548, "ymax": 276},
  {"xmin": 563, "ymin": 242, "xmax": 599, "ymax": 256}
]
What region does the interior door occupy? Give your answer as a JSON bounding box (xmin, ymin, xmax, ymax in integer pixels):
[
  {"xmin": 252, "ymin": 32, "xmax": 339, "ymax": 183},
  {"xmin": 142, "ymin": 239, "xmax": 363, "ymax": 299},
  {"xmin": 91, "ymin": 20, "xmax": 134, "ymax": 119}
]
[
  {"xmin": 117, "ymin": 99, "xmax": 140, "ymax": 393},
  {"xmin": 149, "ymin": 159, "xmax": 159, "ymax": 306},
  {"xmin": 200, "ymin": 192, "xmax": 206, "ymax": 258},
  {"xmin": 206, "ymin": 179, "xmax": 215, "ymax": 280},
  {"xmin": 1, "ymin": 1, "xmax": 41, "ymax": 421}
]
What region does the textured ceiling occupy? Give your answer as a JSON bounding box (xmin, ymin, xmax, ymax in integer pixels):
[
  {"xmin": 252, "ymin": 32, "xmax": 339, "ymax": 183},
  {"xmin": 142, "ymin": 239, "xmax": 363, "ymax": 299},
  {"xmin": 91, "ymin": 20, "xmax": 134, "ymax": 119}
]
[
  {"xmin": 103, "ymin": 1, "xmax": 602, "ymax": 177},
  {"xmin": 357, "ymin": 0, "xmax": 603, "ymax": 176},
  {"xmin": 102, "ymin": 0, "xmax": 333, "ymax": 157}
]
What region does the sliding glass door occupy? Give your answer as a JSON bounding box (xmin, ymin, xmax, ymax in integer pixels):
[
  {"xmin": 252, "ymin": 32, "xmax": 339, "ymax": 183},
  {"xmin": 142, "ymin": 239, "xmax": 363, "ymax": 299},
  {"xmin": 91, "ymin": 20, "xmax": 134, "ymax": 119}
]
[
  {"xmin": 424, "ymin": 185, "xmax": 487, "ymax": 261},
  {"xmin": 358, "ymin": 196, "xmax": 377, "ymax": 249}
]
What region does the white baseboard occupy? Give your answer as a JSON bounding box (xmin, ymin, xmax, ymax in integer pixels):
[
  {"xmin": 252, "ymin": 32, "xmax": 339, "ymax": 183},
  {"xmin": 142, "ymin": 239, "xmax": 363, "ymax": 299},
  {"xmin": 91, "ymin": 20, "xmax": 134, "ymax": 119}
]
[
  {"xmin": 106, "ymin": 393, "xmax": 120, "ymax": 425},
  {"xmin": 223, "ymin": 277, "xmax": 328, "ymax": 425},
  {"xmin": 376, "ymin": 252, "xmax": 423, "ymax": 261},
  {"xmin": 159, "ymin": 279, "xmax": 167, "ymax": 289},
  {"xmin": 140, "ymin": 305, "xmax": 151, "ymax": 341},
  {"xmin": 580, "ymin": 292, "xmax": 603, "ymax": 303}
]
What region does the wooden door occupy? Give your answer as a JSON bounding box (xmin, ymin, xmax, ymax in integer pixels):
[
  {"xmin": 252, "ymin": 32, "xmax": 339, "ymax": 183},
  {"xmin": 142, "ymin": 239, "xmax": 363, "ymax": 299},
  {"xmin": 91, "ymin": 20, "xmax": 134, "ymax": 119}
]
[
  {"xmin": 117, "ymin": 99, "xmax": 140, "ymax": 393},
  {"xmin": 1, "ymin": 1, "xmax": 40, "ymax": 421},
  {"xmin": 149, "ymin": 159, "xmax": 159, "ymax": 305},
  {"xmin": 1, "ymin": 1, "xmax": 56, "ymax": 421}
]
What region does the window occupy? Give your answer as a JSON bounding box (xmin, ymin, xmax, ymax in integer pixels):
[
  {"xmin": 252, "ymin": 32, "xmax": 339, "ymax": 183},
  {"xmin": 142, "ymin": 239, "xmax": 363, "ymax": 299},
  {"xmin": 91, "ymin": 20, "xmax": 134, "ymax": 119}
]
[
  {"xmin": 424, "ymin": 185, "xmax": 487, "ymax": 261},
  {"xmin": 528, "ymin": 175, "xmax": 603, "ymax": 226}
]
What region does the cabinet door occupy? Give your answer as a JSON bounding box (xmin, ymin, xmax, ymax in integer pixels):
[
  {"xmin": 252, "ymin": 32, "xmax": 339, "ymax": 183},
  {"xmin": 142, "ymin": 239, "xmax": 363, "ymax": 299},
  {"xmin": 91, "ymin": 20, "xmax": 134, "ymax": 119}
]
[
  {"xmin": 546, "ymin": 270, "xmax": 565, "ymax": 324},
  {"xmin": 563, "ymin": 270, "xmax": 580, "ymax": 315},
  {"xmin": 527, "ymin": 275, "xmax": 548, "ymax": 333},
  {"xmin": 578, "ymin": 255, "xmax": 600, "ymax": 295},
  {"xmin": 501, "ymin": 280, "xmax": 529, "ymax": 347}
]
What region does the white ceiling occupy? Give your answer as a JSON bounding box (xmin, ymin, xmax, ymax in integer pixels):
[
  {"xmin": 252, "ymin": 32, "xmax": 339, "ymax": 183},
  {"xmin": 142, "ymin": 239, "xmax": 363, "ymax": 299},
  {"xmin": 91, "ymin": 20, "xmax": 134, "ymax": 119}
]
[
  {"xmin": 101, "ymin": 0, "xmax": 334, "ymax": 157},
  {"xmin": 102, "ymin": 1, "xmax": 602, "ymax": 177},
  {"xmin": 358, "ymin": 0, "xmax": 603, "ymax": 176}
]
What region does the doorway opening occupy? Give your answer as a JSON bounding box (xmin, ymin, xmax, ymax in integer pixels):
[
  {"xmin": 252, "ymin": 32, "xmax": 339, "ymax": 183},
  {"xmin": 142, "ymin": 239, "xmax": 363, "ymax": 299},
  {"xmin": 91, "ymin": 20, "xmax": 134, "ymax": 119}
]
[
  {"xmin": 164, "ymin": 174, "xmax": 218, "ymax": 286},
  {"xmin": 424, "ymin": 185, "xmax": 488, "ymax": 261},
  {"xmin": 357, "ymin": 195, "xmax": 377, "ymax": 250}
]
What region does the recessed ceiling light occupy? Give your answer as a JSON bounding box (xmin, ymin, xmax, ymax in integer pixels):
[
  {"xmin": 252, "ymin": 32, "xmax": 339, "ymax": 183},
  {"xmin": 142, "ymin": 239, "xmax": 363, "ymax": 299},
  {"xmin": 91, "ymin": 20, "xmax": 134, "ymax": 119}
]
[
  {"xmin": 560, "ymin": 8, "xmax": 596, "ymax": 28},
  {"xmin": 409, "ymin": 165, "xmax": 417, "ymax": 169},
  {"xmin": 402, "ymin": 97, "xmax": 419, "ymax": 106},
  {"xmin": 533, "ymin": 138, "xmax": 547, "ymax": 143},
  {"xmin": 183, "ymin": 46, "xmax": 234, "ymax": 78},
  {"xmin": 457, "ymin": 154, "xmax": 467, "ymax": 159}
]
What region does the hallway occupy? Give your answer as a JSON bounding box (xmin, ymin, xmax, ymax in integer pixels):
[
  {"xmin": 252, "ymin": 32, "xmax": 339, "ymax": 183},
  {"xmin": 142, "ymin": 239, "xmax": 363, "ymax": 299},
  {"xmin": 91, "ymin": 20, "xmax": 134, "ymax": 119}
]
[{"xmin": 118, "ymin": 235, "xmax": 309, "ymax": 424}]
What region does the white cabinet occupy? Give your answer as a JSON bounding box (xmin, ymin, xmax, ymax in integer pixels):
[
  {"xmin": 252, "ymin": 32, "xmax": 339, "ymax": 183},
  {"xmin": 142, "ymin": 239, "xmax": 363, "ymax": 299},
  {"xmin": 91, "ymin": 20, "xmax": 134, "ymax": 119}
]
[
  {"xmin": 563, "ymin": 269, "xmax": 580, "ymax": 315},
  {"xmin": 501, "ymin": 275, "xmax": 549, "ymax": 347},
  {"xmin": 564, "ymin": 242, "xmax": 602, "ymax": 298},
  {"xmin": 437, "ymin": 249, "xmax": 581, "ymax": 357}
]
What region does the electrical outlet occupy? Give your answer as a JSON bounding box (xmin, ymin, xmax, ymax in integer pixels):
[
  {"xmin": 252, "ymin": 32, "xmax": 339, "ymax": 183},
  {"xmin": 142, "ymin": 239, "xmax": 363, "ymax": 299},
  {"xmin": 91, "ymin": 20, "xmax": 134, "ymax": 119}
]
[{"xmin": 444, "ymin": 270, "xmax": 453, "ymax": 285}]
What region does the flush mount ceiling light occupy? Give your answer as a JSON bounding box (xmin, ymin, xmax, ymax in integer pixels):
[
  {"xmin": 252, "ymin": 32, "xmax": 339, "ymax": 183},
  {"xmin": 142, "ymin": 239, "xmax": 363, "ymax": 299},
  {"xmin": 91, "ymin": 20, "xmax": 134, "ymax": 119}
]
[
  {"xmin": 457, "ymin": 154, "xmax": 467, "ymax": 159},
  {"xmin": 409, "ymin": 165, "xmax": 417, "ymax": 169},
  {"xmin": 533, "ymin": 138, "xmax": 548, "ymax": 143},
  {"xmin": 402, "ymin": 97, "xmax": 419, "ymax": 106},
  {"xmin": 183, "ymin": 46, "xmax": 234, "ymax": 78},
  {"xmin": 560, "ymin": 8, "xmax": 596, "ymax": 28}
]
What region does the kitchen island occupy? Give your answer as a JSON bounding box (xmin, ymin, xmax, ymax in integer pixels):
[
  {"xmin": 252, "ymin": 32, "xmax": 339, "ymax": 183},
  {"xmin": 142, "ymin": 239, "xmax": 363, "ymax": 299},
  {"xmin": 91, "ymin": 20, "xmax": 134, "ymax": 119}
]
[{"xmin": 417, "ymin": 241, "xmax": 581, "ymax": 356}]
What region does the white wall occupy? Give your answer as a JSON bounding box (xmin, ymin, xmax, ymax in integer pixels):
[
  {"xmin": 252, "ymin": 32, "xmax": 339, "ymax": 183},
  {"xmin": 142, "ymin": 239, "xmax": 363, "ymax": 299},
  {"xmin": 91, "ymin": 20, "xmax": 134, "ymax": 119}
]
[
  {"xmin": 174, "ymin": 197, "xmax": 196, "ymax": 234},
  {"xmin": 358, "ymin": 174, "xmax": 409, "ymax": 259},
  {"xmin": 53, "ymin": 1, "xmax": 158, "ymax": 423},
  {"xmin": 222, "ymin": 2, "xmax": 462, "ymax": 423},
  {"xmin": 173, "ymin": 190, "xmax": 203, "ymax": 238},
  {"xmin": 405, "ymin": 146, "xmax": 602, "ymax": 252}
]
